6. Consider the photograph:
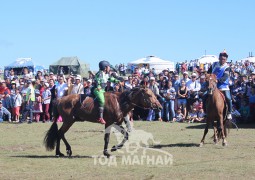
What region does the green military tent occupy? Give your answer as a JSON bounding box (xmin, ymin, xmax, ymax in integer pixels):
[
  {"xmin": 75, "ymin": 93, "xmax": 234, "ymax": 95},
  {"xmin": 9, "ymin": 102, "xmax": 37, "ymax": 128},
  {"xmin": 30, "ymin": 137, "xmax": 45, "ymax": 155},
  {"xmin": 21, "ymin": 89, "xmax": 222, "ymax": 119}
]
[{"xmin": 49, "ymin": 56, "xmax": 90, "ymax": 78}]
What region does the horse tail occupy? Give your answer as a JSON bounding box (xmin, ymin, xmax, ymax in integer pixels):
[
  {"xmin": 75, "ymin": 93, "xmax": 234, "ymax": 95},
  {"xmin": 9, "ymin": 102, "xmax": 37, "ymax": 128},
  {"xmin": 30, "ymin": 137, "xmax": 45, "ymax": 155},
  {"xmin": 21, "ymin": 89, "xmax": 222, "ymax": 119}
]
[
  {"xmin": 53, "ymin": 99, "xmax": 60, "ymax": 122},
  {"xmin": 44, "ymin": 121, "xmax": 59, "ymax": 151}
]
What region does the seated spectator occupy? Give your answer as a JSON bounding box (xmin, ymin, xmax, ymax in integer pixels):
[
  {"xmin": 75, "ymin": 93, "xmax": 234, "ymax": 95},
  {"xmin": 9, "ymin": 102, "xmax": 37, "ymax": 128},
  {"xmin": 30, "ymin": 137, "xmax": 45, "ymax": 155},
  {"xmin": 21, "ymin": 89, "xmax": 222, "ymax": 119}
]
[
  {"xmin": 187, "ymin": 106, "xmax": 198, "ymax": 123},
  {"xmin": 173, "ymin": 108, "xmax": 185, "ymax": 122},
  {"xmin": 195, "ymin": 108, "xmax": 206, "ymax": 123},
  {"xmin": 0, "ymin": 100, "xmax": 11, "ymax": 122}
]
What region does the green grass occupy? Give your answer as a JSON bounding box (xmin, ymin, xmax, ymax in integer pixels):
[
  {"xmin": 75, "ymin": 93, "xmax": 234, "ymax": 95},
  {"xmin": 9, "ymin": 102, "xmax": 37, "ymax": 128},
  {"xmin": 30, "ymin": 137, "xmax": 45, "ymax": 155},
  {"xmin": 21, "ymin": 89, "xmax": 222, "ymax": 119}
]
[{"xmin": 0, "ymin": 121, "xmax": 255, "ymax": 180}]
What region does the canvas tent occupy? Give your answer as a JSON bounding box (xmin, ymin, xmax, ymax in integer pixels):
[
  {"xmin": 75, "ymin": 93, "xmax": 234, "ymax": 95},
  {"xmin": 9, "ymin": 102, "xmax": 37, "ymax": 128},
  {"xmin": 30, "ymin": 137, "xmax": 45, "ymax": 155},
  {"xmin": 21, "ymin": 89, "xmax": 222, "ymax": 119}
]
[
  {"xmin": 4, "ymin": 58, "xmax": 45, "ymax": 76},
  {"xmin": 49, "ymin": 56, "xmax": 90, "ymax": 77},
  {"xmin": 197, "ymin": 55, "xmax": 218, "ymax": 64},
  {"xmin": 128, "ymin": 56, "xmax": 175, "ymax": 73},
  {"xmin": 237, "ymin": 56, "xmax": 255, "ymax": 63}
]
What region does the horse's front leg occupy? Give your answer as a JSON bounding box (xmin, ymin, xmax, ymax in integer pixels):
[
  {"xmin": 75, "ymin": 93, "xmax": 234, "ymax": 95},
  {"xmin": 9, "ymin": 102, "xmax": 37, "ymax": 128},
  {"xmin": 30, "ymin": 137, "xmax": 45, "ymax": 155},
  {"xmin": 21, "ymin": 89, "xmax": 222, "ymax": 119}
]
[
  {"xmin": 199, "ymin": 122, "xmax": 209, "ymax": 147},
  {"xmin": 103, "ymin": 133, "xmax": 111, "ymax": 158},
  {"xmin": 111, "ymin": 125, "xmax": 129, "ymax": 152},
  {"xmin": 213, "ymin": 122, "xmax": 219, "ymax": 145}
]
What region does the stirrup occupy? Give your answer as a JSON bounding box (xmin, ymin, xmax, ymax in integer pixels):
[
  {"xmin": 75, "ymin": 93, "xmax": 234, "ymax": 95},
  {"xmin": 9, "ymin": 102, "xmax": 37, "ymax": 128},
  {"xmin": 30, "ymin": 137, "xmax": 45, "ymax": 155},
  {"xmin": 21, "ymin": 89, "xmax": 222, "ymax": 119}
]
[{"xmin": 98, "ymin": 118, "xmax": 106, "ymax": 124}]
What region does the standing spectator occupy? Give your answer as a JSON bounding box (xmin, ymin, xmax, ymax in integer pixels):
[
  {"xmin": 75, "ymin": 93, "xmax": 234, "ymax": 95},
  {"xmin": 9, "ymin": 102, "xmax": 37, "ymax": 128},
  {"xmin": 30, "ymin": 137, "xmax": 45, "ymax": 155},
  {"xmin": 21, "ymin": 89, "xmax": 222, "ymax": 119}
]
[
  {"xmin": 70, "ymin": 75, "xmax": 84, "ymax": 95},
  {"xmin": 20, "ymin": 80, "xmax": 35, "ymax": 124},
  {"xmin": 186, "ymin": 73, "xmax": 201, "ymax": 113},
  {"xmin": 33, "ymin": 90, "xmax": 42, "ymax": 122},
  {"xmin": 163, "ymin": 81, "xmax": 176, "ymax": 122},
  {"xmin": 177, "ymin": 79, "xmax": 188, "ymax": 118},
  {"xmin": 84, "ymin": 79, "xmax": 93, "ymax": 96},
  {"xmin": 42, "ymin": 82, "xmax": 51, "ymax": 123},
  {"xmin": 49, "ymin": 79, "xmax": 56, "ymax": 121},
  {"xmin": 56, "ymin": 76, "xmax": 68, "ymax": 99},
  {"xmin": 105, "ymin": 81, "xmax": 114, "ymax": 92},
  {"xmin": 147, "ymin": 77, "xmax": 163, "ymax": 121},
  {"xmin": 11, "ymin": 88, "xmax": 22, "ymax": 122},
  {"xmin": 247, "ymin": 86, "xmax": 255, "ymax": 121}
]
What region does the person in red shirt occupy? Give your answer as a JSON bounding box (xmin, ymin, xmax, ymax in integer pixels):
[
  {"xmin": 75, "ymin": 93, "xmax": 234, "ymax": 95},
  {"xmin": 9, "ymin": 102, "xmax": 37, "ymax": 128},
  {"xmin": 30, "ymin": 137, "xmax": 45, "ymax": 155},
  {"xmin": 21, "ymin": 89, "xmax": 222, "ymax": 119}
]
[{"xmin": 0, "ymin": 81, "xmax": 11, "ymax": 97}]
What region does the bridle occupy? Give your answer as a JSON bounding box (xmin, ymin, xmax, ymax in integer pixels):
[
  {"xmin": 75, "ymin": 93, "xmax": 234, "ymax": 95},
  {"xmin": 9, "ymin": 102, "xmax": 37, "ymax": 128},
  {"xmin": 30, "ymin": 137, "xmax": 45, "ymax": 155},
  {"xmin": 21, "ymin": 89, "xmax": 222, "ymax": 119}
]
[
  {"xmin": 208, "ymin": 76, "xmax": 217, "ymax": 95},
  {"xmin": 129, "ymin": 90, "xmax": 153, "ymax": 109}
]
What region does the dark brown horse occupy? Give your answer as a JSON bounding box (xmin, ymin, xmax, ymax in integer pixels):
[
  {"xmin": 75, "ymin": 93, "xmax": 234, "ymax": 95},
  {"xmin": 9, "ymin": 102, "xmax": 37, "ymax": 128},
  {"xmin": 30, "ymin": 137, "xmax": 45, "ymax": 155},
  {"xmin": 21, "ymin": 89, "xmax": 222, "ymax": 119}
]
[
  {"xmin": 199, "ymin": 74, "xmax": 229, "ymax": 147},
  {"xmin": 44, "ymin": 87, "xmax": 162, "ymax": 157}
]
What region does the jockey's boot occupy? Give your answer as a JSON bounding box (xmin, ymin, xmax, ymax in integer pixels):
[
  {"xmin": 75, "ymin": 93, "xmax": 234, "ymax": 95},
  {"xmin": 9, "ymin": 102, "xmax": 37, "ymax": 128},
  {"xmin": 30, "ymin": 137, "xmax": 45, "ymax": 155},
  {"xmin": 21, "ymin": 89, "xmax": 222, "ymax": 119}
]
[
  {"xmin": 227, "ymin": 113, "xmax": 232, "ymax": 120},
  {"xmin": 98, "ymin": 107, "xmax": 106, "ymax": 124}
]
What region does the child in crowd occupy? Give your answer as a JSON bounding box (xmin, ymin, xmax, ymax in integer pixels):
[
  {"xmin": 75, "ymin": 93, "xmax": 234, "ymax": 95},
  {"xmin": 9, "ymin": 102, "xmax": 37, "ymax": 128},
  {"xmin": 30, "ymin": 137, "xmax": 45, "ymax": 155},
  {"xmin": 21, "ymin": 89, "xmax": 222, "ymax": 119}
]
[
  {"xmin": 42, "ymin": 83, "xmax": 51, "ymax": 123},
  {"xmin": 187, "ymin": 106, "xmax": 198, "ymax": 123},
  {"xmin": 195, "ymin": 108, "xmax": 206, "ymax": 122},
  {"xmin": 195, "ymin": 99, "xmax": 203, "ymax": 111},
  {"xmin": 173, "ymin": 108, "xmax": 185, "ymax": 122},
  {"xmin": 33, "ymin": 91, "xmax": 42, "ymax": 122},
  {"xmin": 11, "ymin": 88, "xmax": 22, "ymax": 122}
]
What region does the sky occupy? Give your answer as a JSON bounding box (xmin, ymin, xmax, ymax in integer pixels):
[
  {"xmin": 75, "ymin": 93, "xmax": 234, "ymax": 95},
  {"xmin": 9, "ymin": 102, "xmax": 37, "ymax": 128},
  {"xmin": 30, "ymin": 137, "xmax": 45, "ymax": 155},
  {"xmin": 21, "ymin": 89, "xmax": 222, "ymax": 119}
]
[{"xmin": 0, "ymin": 0, "xmax": 254, "ymax": 71}]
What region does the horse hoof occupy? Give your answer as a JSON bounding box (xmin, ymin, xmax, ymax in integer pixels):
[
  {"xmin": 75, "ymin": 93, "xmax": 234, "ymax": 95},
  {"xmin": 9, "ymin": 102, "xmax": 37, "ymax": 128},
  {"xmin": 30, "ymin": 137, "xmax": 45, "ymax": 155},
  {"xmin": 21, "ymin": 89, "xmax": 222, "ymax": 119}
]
[
  {"xmin": 111, "ymin": 145, "xmax": 118, "ymax": 152},
  {"xmin": 66, "ymin": 150, "xmax": 72, "ymax": 157},
  {"xmin": 222, "ymin": 142, "xmax": 228, "ymax": 146},
  {"xmin": 56, "ymin": 152, "xmax": 65, "ymax": 157},
  {"xmin": 199, "ymin": 143, "xmax": 203, "ymax": 147},
  {"xmin": 103, "ymin": 150, "xmax": 111, "ymax": 158}
]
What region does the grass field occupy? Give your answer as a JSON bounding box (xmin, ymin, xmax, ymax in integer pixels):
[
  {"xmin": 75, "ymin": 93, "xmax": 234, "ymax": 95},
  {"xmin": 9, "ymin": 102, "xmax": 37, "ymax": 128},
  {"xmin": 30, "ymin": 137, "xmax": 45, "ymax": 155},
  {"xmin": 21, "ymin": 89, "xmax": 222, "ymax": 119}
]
[{"xmin": 0, "ymin": 121, "xmax": 255, "ymax": 180}]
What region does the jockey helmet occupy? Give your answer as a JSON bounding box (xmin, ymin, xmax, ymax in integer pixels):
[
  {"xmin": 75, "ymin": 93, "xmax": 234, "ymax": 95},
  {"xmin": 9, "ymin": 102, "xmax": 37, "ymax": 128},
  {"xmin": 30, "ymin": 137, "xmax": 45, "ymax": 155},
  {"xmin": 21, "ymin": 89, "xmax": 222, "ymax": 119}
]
[{"xmin": 99, "ymin": 60, "xmax": 110, "ymax": 70}]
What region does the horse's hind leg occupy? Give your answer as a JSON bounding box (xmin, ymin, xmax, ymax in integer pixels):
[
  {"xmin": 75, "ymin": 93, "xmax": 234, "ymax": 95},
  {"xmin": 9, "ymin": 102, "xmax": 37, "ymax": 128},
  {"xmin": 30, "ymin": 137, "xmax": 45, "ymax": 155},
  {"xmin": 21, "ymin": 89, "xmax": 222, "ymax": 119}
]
[
  {"xmin": 59, "ymin": 120, "xmax": 74, "ymax": 157},
  {"xmin": 111, "ymin": 125, "xmax": 129, "ymax": 152}
]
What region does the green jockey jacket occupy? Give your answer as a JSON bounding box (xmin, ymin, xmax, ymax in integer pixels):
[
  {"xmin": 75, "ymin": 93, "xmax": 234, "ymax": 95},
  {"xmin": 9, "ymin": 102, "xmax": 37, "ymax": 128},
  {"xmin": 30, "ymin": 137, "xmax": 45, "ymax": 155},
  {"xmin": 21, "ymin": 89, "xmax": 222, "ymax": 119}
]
[{"xmin": 94, "ymin": 70, "xmax": 119, "ymax": 107}]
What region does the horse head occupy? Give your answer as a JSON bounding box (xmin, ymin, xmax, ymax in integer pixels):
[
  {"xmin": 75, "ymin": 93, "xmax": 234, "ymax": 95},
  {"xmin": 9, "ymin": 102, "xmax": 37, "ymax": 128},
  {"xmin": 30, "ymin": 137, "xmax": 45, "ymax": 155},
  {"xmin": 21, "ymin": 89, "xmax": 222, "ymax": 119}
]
[
  {"xmin": 128, "ymin": 87, "xmax": 163, "ymax": 110},
  {"xmin": 206, "ymin": 74, "xmax": 217, "ymax": 95}
]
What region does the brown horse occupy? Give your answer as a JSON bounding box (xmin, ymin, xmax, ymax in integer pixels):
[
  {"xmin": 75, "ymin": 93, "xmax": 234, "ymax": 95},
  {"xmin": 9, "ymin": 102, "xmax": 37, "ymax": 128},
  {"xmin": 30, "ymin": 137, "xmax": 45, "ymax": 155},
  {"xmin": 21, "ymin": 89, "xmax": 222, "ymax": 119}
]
[
  {"xmin": 199, "ymin": 74, "xmax": 229, "ymax": 147},
  {"xmin": 44, "ymin": 87, "xmax": 162, "ymax": 157}
]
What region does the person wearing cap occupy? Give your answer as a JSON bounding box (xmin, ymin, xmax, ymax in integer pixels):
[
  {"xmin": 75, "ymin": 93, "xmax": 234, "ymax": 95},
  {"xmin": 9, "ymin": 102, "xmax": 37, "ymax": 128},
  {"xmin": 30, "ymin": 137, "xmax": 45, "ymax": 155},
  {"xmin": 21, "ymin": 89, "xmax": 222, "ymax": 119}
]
[
  {"xmin": 21, "ymin": 80, "xmax": 35, "ymax": 123},
  {"xmin": 207, "ymin": 50, "xmax": 233, "ymax": 119},
  {"xmin": 147, "ymin": 76, "xmax": 163, "ymax": 121},
  {"xmin": 0, "ymin": 100, "xmax": 12, "ymax": 122},
  {"xmin": 198, "ymin": 75, "xmax": 207, "ymax": 97},
  {"xmin": 181, "ymin": 71, "xmax": 190, "ymax": 84},
  {"xmin": 94, "ymin": 61, "xmax": 119, "ymax": 124},
  {"xmin": 70, "ymin": 75, "xmax": 84, "ymax": 95},
  {"xmin": 42, "ymin": 82, "xmax": 51, "ymax": 123},
  {"xmin": 84, "ymin": 79, "xmax": 93, "ymax": 96},
  {"xmin": 186, "ymin": 72, "xmax": 201, "ymax": 112}
]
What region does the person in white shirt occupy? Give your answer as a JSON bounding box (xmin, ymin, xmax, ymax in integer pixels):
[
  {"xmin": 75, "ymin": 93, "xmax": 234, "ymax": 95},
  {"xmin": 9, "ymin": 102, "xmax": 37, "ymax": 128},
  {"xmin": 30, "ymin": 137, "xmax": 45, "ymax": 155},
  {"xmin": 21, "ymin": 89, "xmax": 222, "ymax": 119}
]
[
  {"xmin": 186, "ymin": 72, "xmax": 201, "ymax": 113},
  {"xmin": 70, "ymin": 75, "xmax": 84, "ymax": 95},
  {"xmin": 42, "ymin": 82, "xmax": 51, "ymax": 122},
  {"xmin": 56, "ymin": 76, "xmax": 68, "ymax": 99}
]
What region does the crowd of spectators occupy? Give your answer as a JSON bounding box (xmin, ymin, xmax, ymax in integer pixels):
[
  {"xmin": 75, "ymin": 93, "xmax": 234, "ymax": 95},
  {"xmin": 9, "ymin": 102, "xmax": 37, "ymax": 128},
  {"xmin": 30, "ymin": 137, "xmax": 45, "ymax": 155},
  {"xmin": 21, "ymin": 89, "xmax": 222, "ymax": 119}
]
[{"xmin": 0, "ymin": 60, "xmax": 255, "ymax": 124}]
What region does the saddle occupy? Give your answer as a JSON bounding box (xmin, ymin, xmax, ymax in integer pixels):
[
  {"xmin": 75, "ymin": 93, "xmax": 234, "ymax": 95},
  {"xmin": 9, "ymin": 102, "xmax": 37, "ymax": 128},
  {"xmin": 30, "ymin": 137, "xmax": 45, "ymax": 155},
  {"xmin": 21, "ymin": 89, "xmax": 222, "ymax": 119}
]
[{"xmin": 79, "ymin": 94, "xmax": 95, "ymax": 113}]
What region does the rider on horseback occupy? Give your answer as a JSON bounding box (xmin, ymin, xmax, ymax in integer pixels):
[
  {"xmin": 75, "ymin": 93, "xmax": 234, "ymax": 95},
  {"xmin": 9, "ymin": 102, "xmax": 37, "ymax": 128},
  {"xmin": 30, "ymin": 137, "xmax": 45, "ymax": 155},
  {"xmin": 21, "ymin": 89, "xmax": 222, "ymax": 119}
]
[
  {"xmin": 207, "ymin": 50, "xmax": 233, "ymax": 120},
  {"xmin": 94, "ymin": 60, "xmax": 119, "ymax": 124}
]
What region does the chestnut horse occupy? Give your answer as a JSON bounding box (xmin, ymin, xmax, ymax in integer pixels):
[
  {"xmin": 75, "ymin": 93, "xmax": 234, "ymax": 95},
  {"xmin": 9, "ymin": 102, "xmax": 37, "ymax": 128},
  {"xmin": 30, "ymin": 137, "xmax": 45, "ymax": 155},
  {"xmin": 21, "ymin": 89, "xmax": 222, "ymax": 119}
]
[
  {"xmin": 44, "ymin": 87, "xmax": 162, "ymax": 157},
  {"xmin": 199, "ymin": 74, "xmax": 229, "ymax": 147}
]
